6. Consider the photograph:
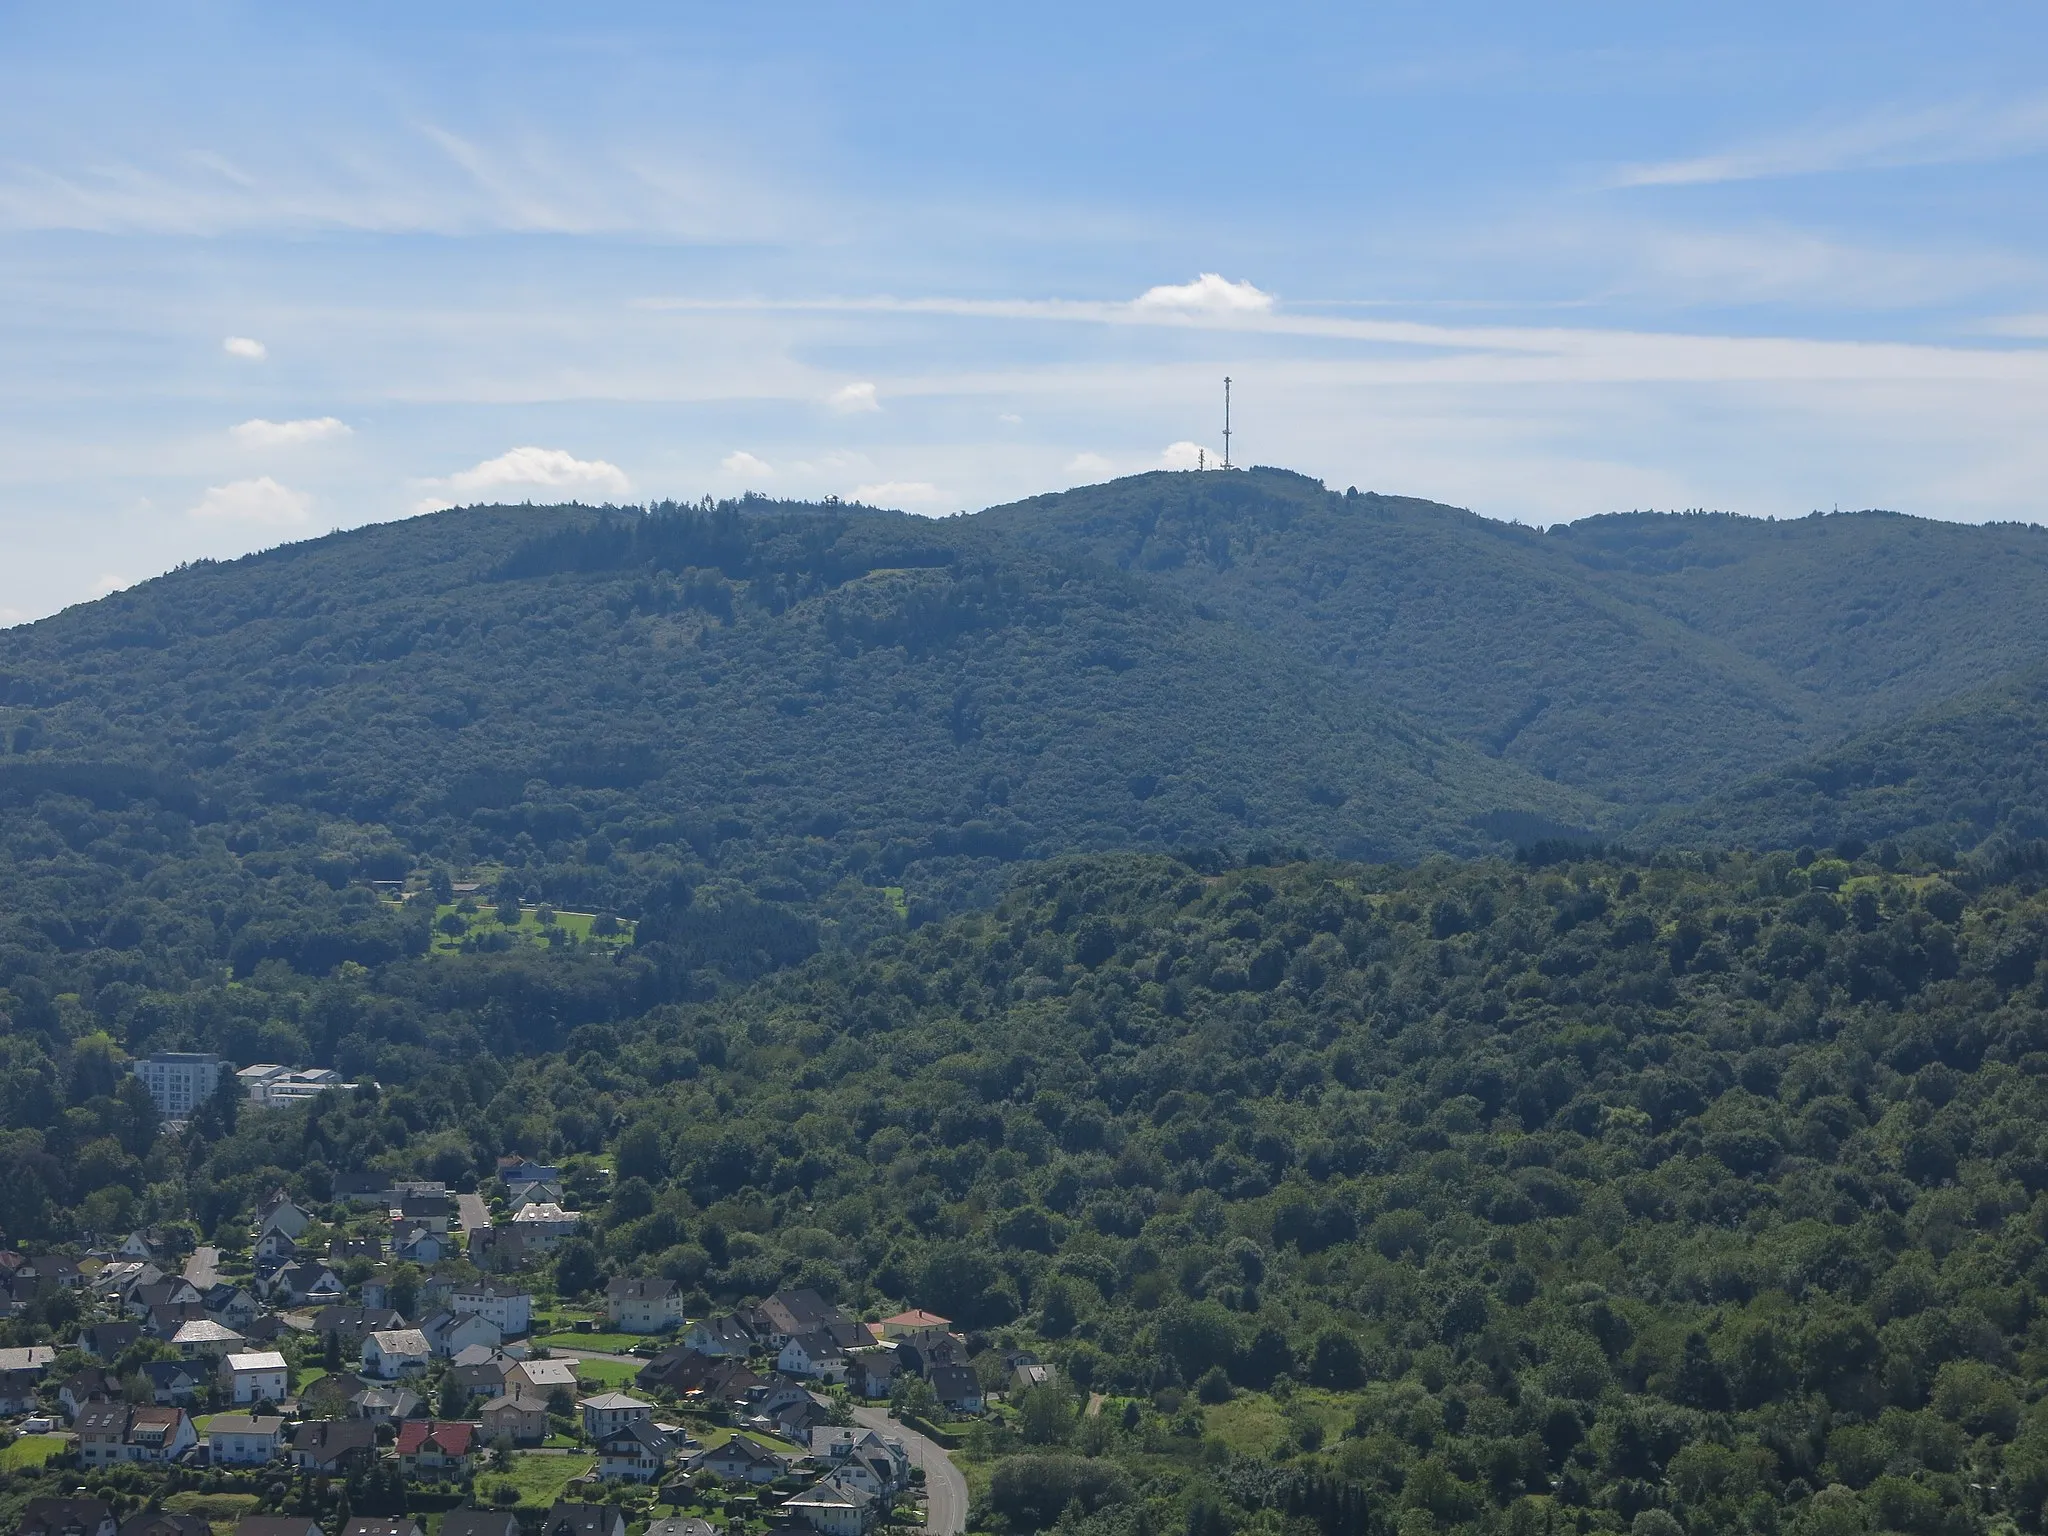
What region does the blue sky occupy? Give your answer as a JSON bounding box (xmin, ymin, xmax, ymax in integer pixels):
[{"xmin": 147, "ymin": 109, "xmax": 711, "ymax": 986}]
[{"xmin": 5, "ymin": 2, "xmax": 2048, "ymax": 621}]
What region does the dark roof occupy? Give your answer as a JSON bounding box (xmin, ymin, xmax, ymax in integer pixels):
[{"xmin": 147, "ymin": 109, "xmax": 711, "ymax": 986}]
[
  {"xmin": 439, "ymin": 1513, "xmax": 523, "ymax": 1536},
  {"xmin": 544, "ymin": 1506, "xmax": 623, "ymax": 1536},
  {"xmin": 119, "ymin": 1514, "xmax": 212, "ymax": 1536},
  {"xmin": 341, "ymin": 1522, "xmax": 424, "ymax": 1536},
  {"xmin": 19, "ymin": 1499, "xmax": 115, "ymax": 1536},
  {"xmin": 928, "ymin": 1363, "xmax": 981, "ymax": 1397},
  {"xmin": 293, "ymin": 1419, "xmax": 379, "ymax": 1455},
  {"xmin": 234, "ymin": 1521, "xmax": 324, "ymax": 1536}
]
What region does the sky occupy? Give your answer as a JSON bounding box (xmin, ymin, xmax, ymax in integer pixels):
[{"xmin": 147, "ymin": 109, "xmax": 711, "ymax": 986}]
[{"xmin": 4, "ymin": 2, "xmax": 2048, "ymax": 622}]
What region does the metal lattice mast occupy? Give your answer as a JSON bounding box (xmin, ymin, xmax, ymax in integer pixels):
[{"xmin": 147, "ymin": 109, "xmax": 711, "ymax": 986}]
[{"xmin": 1222, "ymin": 376, "xmax": 1232, "ymax": 470}]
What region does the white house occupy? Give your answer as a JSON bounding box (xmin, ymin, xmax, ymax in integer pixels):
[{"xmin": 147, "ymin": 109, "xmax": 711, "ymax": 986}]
[
  {"xmin": 171, "ymin": 1320, "xmax": 244, "ymax": 1360},
  {"xmin": 207, "ymin": 1412, "xmax": 287, "ymax": 1464},
  {"xmin": 782, "ymin": 1484, "xmax": 867, "ymax": 1536},
  {"xmin": 221, "ymin": 1351, "xmax": 289, "ymax": 1404},
  {"xmin": 683, "ymin": 1315, "xmax": 754, "ymax": 1357},
  {"xmin": 256, "ymin": 1196, "xmax": 313, "ymax": 1241},
  {"xmin": 596, "ymin": 1420, "xmax": 674, "ymax": 1482},
  {"xmin": 579, "ymin": 1391, "xmax": 653, "ymax": 1439},
  {"xmin": 422, "ymin": 1310, "xmax": 502, "ymax": 1358},
  {"xmin": 450, "ymin": 1281, "xmax": 532, "ymax": 1337},
  {"xmin": 362, "ymin": 1329, "xmax": 432, "ymax": 1379},
  {"xmin": 606, "ymin": 1276, "xmax": 684, "ymax": 1334},
  {"xmin": 777, "ymin": 1331, "xmax": 849, "ymax": 1384}
]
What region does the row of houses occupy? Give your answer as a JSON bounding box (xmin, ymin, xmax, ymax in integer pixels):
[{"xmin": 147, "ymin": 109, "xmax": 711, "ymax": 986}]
[{"xmin": 15, "ymin": 1500, "xmax": 633, "ymax": 1536}]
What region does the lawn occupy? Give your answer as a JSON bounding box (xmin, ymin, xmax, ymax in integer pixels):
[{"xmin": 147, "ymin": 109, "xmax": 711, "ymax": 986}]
[
  {"xmin": 488, "ymin": 1451, "xmax": 597, "ymax": 1507},
  {"xmin": 1203, "ymin": 1388, "xmax": 1351, "ymax": 1457},
  {"xmin": 0, "ymin": 1435, "xmax": 63, "ymax": 1471},
  {"xmin": 568, "ymin": 1357, "xmax": 642, "ymax": 1387},
  {"xmin": 423, "ymin": 904, "xmax": 633, "ymax": 956},
  {"xmin": 534, "ymin": 1331, "xmax": 646, "ymax": 1353},
  {"xmin": 165, "ymin": 1494, "xmax": 262, "ymax": 1521}
]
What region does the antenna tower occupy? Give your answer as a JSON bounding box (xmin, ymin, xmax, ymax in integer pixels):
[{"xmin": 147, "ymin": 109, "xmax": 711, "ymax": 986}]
[{"xmin": 1222, "ymin": 376, "xmax": 1232, "ymax": 470}]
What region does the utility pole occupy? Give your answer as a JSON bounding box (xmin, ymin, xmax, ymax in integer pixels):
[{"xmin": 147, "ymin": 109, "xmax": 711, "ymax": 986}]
[{"xmin": 1222, "ymin": 377, "xmax": 1232, "ymax": 470}]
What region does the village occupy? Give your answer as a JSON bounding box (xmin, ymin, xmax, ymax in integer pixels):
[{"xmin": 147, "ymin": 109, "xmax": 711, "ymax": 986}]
[{"xmin": 0, "ymin": 1127, "xmax": 1030, "ymax": 1536}]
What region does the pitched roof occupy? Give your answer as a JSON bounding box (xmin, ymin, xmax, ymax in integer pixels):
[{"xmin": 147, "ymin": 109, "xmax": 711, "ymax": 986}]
[
  {"xmin": 880, "ymin": 1309, "xmax": 950, "ymax": 1327},
  {"xmin": 207, "ymin": 1414, "xmax": 286, "ymax": 1435},
  {"xmin": 367, "ymin": 1328, "xmax": 430, "ymax": 1355},
  {"xmin": 396, "ymin": 1420, "xmax": 478, "ymax": 1458},
  {"xmin": 578, "ymin": 1391, "xmax": 651, "ymax": 1410},
  {"xmin": 439, "ymin": 1513, "xmax": 523, "ymax": 1536},
  {"xmin": 606, "ymin": 1275, "xmax": 677, "ymax": 1300},
  {"xmin": 225, "ymin": 1351, "xmax": 288, "ymax": 1373},
  {"xmin": 235, "ymin": 1522, "xmax": 320, "ymax": 1536}
]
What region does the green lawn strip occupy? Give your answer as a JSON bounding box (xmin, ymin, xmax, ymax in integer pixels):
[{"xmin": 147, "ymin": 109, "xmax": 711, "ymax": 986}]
[
  {"xmin": 534, "ymin": 1332, "xmax": 645, "ymax": 1353},
  {"xmin": 426, "ymin": 904, "xmax": 633, "ymax": 955},
  {"xmin": 164, "ymin": 1494, "xmax": 261, "ymax": 1520},
  {"xmin": 0, "ymin": 1435, "xmax": 63, "ymax": 1470}
]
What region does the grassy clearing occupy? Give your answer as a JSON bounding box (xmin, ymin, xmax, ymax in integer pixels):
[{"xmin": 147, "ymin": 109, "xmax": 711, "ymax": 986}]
[
  {"xmin": 0, "ymin": 1435, "xmax": 63, "ymax": 1470},
  {"xmin": 1203, "ymin": 1388, "xmax": 1350, "ymax": 1457},
  {"xmin": 534, "ymin": 1331, "xmax": 645, "ymax": 1353},
  {"xmin": 568, "ymin": 1357, "xmax": 642, "ymax": 1387},
  {"xmin": 165, "ymin": 1494, "xmax": 262, "ymax": 1520},
  {"xmin": 489, "ymin": 1451, "xmax": 597, "ymax": 1507},
  {"xmin": 423, "ymin": 904, "xmax": 633, "ymax": 956}
]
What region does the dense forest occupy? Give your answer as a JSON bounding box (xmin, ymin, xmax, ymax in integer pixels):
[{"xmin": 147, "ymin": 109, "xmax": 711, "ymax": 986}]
[{"xmin": 13, "ymin": 844, "xmax": 2048, "ymax": 1536}]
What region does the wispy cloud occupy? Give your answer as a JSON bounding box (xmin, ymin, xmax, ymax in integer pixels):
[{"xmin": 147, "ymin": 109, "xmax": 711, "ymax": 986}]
[
  {"xmin": 852, "ymin": 480, "xmax": 946, "ymax": 509},
  {"xmin": 415, "ymin": 446, "xmax": 630, "ymax": 512},
  {"xmin": 189, "ymin": 476, "xmax": 311, "ymax": 525},
  {"xmin": 827, "ymin": 381, "xmax": 881, "ymax": 413},
  {"xmin": 89, "ymin": 573, "xmax": 131, "ymax": 596},
  {"xmin": 1612, "ymin": 96, "xmax": 2048, "ymax": 188},
  {"xmin": 1065, "ymin": 452, "xmax": 1115, "ymax": 480},
  {"xmin": 231, "ymin": 416, "xmax": 350, "ymax": 447},
  {"xmin": 222, "ymin": 336, "xmax": 267, "ymax": 360}
]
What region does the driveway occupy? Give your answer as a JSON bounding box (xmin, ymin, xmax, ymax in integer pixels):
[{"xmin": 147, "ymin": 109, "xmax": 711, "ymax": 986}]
[
  {"xmin": 183, "ymin": 1247, "xmax": 220, "ymax": 1290},
  {"xmin": 852, "ymin": 1405, "xmax": 967, "ymax": 1536}
]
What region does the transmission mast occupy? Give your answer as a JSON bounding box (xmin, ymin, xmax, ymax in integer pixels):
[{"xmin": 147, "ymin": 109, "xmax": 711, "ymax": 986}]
[{"xmin": 1222, "ymin": 376, "xmax": 1232, "ymax": 470}]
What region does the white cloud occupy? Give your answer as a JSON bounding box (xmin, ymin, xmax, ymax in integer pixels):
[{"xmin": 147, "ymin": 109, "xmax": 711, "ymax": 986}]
[
  {"xmin": 230, "ymin": 416, "xmax": 351, "ymax": 447},
  {"xmin": 90, "ymin": 573, "xmax": 131, "ymax": 596},
  {"xmin": 0, "ymin": 606, "xmax": 25, "ymax": 627},
  {"xmin": 416, "ymin": 446, "xmax": 631, "ymax": 511},
  {"xmin": 721, "ymin": 450, "xmax": 774, "ymax": 477},
  {"xmin": 189, "ymin": 476, "xmax": 312, "ymax": 526},
  {"xmin": 1159, "ymin": 441, "xmax": 1221, "ymax": 470},
  {"xmin": 1065, "ymin": 452, "xmax": 1115, "ymax": 480},
  {"xmin": 852, "ymin": 480, "xmax": 945, "ymax": 508},
  {"xmin": 222, "ymin": 336, "xmax": 267, "ymax": 360},
  {"xmin": 998, "ymin": 413, "xmax": 1023, "ymax": 425},
  {"xmin": 828, "ymin": 380, "xmax": 881, "ymax": 413},
  {"xmin": 1133, "ymin": 273, "xmax": 1275, "ymax": 315}
]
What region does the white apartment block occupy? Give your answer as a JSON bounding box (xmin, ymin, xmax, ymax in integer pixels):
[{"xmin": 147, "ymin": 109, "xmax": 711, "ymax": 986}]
[{"xmin": 132, "ymin": 1053, "xmax": 223, "ymax": 1118}]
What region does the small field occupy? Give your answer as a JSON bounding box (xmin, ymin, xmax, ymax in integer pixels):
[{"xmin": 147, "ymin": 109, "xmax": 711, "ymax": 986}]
[
  {"xmin": 566, "ymin": 1357, "xmax": 642, "ymax": 1387},
  {"xmin": 164, "ymin": 1493, "xmax": 262, "ymax": 1521},
  {"xmin": 1203, "ymin": 1387, "xmax": 1351, "ymax": 1457},
  {"xmin": 0, "ymin": 1435, "xmax": 63, "ymax": 1470},
  {"xmin": 422, "ymin": 903, "xmax": 633, "ymax": 956},
  {"xmin": 487, "ymin": 1451, "xmax": 597, "ymax": 1507},
  {"xmin": 533, "ymin": 1331, "xmax": 646, "ymax": 1353}
]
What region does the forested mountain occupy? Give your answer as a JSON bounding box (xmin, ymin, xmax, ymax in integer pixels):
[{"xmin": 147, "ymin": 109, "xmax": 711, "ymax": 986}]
[{"xmin": 985, "ymin": 474, "xmax": 2048, "ymax": 812}]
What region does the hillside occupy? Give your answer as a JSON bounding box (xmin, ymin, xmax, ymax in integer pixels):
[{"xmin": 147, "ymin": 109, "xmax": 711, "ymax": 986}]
[
  {"xmin": 0, "ymin": 494, "xmax": 1595, "ymax": 1000},
  {"xmin": 15, "ymin": 847, "xmax": 2048, "ymax": 1536},
  {"xmin": 985, "ymin": 472, "xmax": 2048, "ymax": 813},
  {"xmin": 1660, "ymin": 665, "xmax": 2048, "ymax": 858}
]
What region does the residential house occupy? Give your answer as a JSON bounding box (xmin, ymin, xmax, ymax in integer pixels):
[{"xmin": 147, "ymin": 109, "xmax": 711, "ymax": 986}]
[
  {"xmin": 498, "ymin": 1158, "xmax": 561, "ymax": 1191},
  {"xmin": 606, "ymin": 1275, "xmax": 684, "ymax": 1334},
  {"xmin": 206, "ymin": 1413, "xmax": 288, "ymax": 1465},
  {"xmin": 253, "ymin": 1229, "xmax": 297, "ymax": 1265},
  {"xmin": 777, "ymin": 1330, "xmax": 849, "ymax": 1384},
  {"xmin": 334, "ymin": 1173, "xmax": 392, "ymax": 1206},
  {"xmin": 596, "ymin": 1420, "xmax": 674, "ymax": 1482},
  {"xmin": 255, "ymin": 1195, "xmax": 312, "ymax": 1241},
  {"xmin": 764, "ymin": 1394, "xmax": 833, "ymax": 1442},
  {"xmin": 877, "ymin": 1309, "xmax": 950, "ymax": 1344},
  {"xmin": 391, "ymin": 1226, "xmax": 445, "ymax": 1265},
  {"xmin": 0, "ymin": 1344, "xmax": 58, "ymax": 1374},
  {"xmin": 75, "ymin": 1403, "xmax": 197, "ymax": 1465},
  {"xmin": 342, "ymin": 1521, "xmax": 424, "ymax": 1536},
  {"xmin": 421, "ymin": 1309, "xmax": 502, "ymax": 1358},
  {"xmin": 511, "ymin": 1356, "xmax": 582, "ymax": 1397},
  {"xmin": 236, "ymin": 1520, "xmax": 323, "ymax": 1536},
  {"xmin": 311, "ymin": 1305, "xmax": 406, "ymax": 1350},
  {"xmin": 118, "ymin": 1512, "xmax": 210, "ymax": 1536},
  {"xmin": 782, "ymin": 1484, "xmax": 867, "ymax": 1536},
  {"xmin": 479, "ymin": 1390, "xmax": 549, "ymax": 1445},
  {"xmin": 1013, "ymin": 1361, "xmax": 1059, "ymax": 1392},
  {"xmin": 129, "ymin": 1277, "xmax": 203, "ymax": 1319},
  {"xmin": 221, "ymin": 1350, "xmax": 290, "ymax": 1404},
  {"xmin": 204, "ymin": 1284, "xmax": 262, "ymax": 1330},
  {"xmin": 844, "ymin": 1346, "xmax": 901, "ymax": 1400},
  {"xmin": 265, "ymin": 1262, "xmax": 344, "ymax": 1306},
  {"xmin": 362, "ymin": 1328, "xmax": 431, "ymax": 1378},
  {"xmin": 450, "ymin": 1351, "xmax": 517, "ymax": 1396},
  {"xmin": 810, "ymin": 1428, "xmax": 910, "ymax": 1487},
  {"xmin": 508, "ymin": 1204, "xmax": 579, "ymax": 1249},
  {"xmin": 450, "ymin": 1279, "xmax": 532, "ymax": 1336},
  {"xmin": 0, "ymin": 1367, "xmax": 41, "ymax": 1413},
  {"xmin": 291, "ymin": 1418, "xmax": 380, "ymax": 1473},
  {"xmin": 542, "ymin": 1506, "xmax": 625, "ymax": 1536},
  {"xmin": 172, "ymin": 1319, "xmax": 244, "ymax": 1360},
  {"xmin": 347, "ymin": 1384, "xmax": 423, "ymax": 1424},
  {"xmin": 395, "ymin": 1419, "xmax": 479, "ymax": 1478},
  {"xmin": 140, "ymin": 1361, "xmax": 203, "ymax": 1406},
  {"xmin": 440, "ymin": 1514, "xmax": 521, "ymax": 1536},
  {"xmin": 927, "ymin": 1364, "xmax": 983, "ymax": 1414},
  {"xmin": 19, "ymin": 1255, "xmax": 84, "ymax": 1292},
  {"xmin": 579, "ymin": 1390, "xmax": 654, "ymax": 1439},
  {"xmin": 507, "ymin": 1181, "xmax": 565, "ymax": 1213},
  {"xmin": 393, "ymin": 1192, "xmax": 453, "ymax": 1234},
  {"xmin": 645, "ymin": 1521, "xmax": 715, "ymax": 1536},
  {"xmin": 58, "ymin": 1367, "xmax": 117, "ymax": 1419},
  {"xmin": 329, "ymin": 1235, "xmax": 383, "ymax": 1262},
  {"xmin": 689, "ymin": 1434, "xmax": 785, "ymax": 1484},
  {"xmin": 752, "ymin": 1289, "xmax": 845, "ymax": 1349},
  {"xmin": 16, "ymin": 1499, "xmax": 117, "ymax": 1536},
  {"xmin": 146, "ymin": 1303, "xmax": 208, "ymax": 1340},
  {"xmin": 77, "ymin": 1321, "xmax": 142, "ymax": 1359},
  {"xmin": 682, "ymin": 1314, "xmax": 754, "ymax": 1358}
]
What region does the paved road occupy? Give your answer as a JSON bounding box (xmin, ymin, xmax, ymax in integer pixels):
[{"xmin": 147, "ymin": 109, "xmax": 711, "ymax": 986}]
[
  {"xmin": 183, "ymin": 1246, "xmax": 220, "ymax": 1289},
  {"xmin": 852, "ymin": 1406, "xmax": 967, "ymax": 1536},
  {"xmin": 458, "ymin": 1193, "xmax": 492, "ymax": 1234}
]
